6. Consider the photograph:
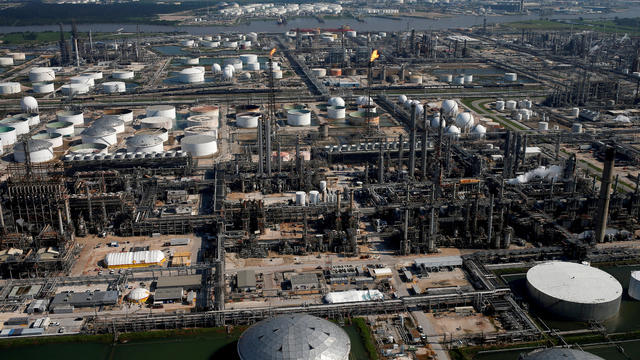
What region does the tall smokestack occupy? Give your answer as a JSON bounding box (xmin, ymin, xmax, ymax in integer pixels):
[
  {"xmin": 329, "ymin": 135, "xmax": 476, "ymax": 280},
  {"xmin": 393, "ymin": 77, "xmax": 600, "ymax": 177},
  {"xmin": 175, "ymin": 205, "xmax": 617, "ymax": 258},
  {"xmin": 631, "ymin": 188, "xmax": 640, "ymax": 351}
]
[
  {"xmin": 595, "ymin": 147, "xmax": 615, "ymax": 243},
  {"xmin": 409, "ymin": 103, "xmax": 417, "ymax": 179}
]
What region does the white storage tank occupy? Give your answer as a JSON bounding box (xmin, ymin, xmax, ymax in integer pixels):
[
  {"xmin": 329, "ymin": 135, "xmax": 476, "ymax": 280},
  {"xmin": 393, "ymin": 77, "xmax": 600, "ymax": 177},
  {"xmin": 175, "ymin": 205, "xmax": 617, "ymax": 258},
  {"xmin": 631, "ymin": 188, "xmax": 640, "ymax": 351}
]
[
  {"xmin": 572, "ymin": 123, "xmax": 583, "ymax": 133},
  {"xmin": 455, "ymin": 112, "xmax": 475, "ymax": 130},
  {"xmin": 287, "ymin": 109, "xmax": 311, "ymax": 126},
  {"xmin": 94, "ymin": 117, "xmax": 125, "ymax": 134},
  {"xmin": 32, "ymin": 132, "xmax": 63, "ymax": 148},
  {"xmin": 185, "ymin": 57, "xmax": 199, "ymax": 65},
  {"xmin": 102, "ymin": 81, "xmax": 127, "ymax": 93},
  {"xmin": 446, "ymin": 125, "xmax": 461, "ymax": 139},
  {"xmin": 328, "ymin": 97, "xmax": 345, "ymax": 107},
  {"xmin": 11, "ymin": 113, "xmax": 39, "ymax": 127},
  {"xmin": 236, "ymin": 112, "xmax": 260, "ymax": 128},
  {"xmin": 0, "ymin": 126, "xmax": 17, "ymax": 146},
  {"xmin": 430, "ymin": 115, "xmax": 445, "ymax": 129},
  {"xmin": 505, "ymin": 100, "xmax": 517, "ymax": 110},
  {"xmin": 0, "ymin": 82, "xmax": 21, "ymax": 94},
  {"xmin": 0, "ymin": 57, "xmax": 14, "ymax": 66},
  {"xmin": 441, "ymin": 99, "xmax": 458, "ymax": 116},
  {"xmin": 45, "ymin": 121, "xmax": 74, "ymax": 137},
  {"xmin": 223, "ymin": 58, "xmax": 243, "ymax": 72},
  {"xmin": 126, "ymin": 134, "xmax": 164, "ymax": 153},
  {"xmin": 29, "ymin": 67, "xmax": 55, "ymax": 82},
  {"xmin": 181, "ymin": 39, "xmax": 195, "ymax": 47},
  {"xmin": 71, "ymin": 75, "xmax": 95, "ymax": 87},
  {"xmin": 13, "ymin": 140, "xmax": 53, "ymax": 163},
  {"xmin": 470, "ymin": 124, "xmax": 486, "ymax": 139},
  {"xmin": 328, "ymin": 106, "xmax": 346, "ymax": 119},
  {"xmin": 21, "ymin": 96, "xmax": 38, "ymax": 113},
  {"xmin": 439, "ymin": 74, "xmax": 453, "ymax": 83},
  {"xmin": 146, "ymin": 105, "xmax": 176, "ymax": 120},
  {"xmin": 453, "ymin": 75, "xmax": 465, "ymax": 85},
  {"xmin": 495, "ymin": 100, "xmax": 505, "ymax": 111},
  {"xmin": 56, "ymin": 110, "xmax": 84, "ymax": 125},
  {"xmin": 211, "ymin": 63, "xmax": 222, "ymax": 74},
  {"xmin": 273, "ymin": 70, "xmax": 283, "ymax": 79},
  {"xmin": 505, "ymin": 72, "xmax": 518, "ymax": 82},
  {"xmin": 311, "ymin": 68, "xmax": 327, "ymax": 78},
  {"xmin": 190, "ymin": 105, "xmax": 219, "ymax": 118},
  {"xmin": 187, "ymin": 114, "xmax": 218, "ymax": 128},
  {"xmin": 572, "ymin": 107, "xmax": 580, "ymax": 118},
  {"xmin": 9, "ymin": 52, "xmax": 25, "ymax": 61},
  {"xmin": 184, "ymin": 126, "xmax": 217, "ymax": 138},
  {"xmin": 102, "ymin": 109, "xmax": 133, "ymax": 124},
  {"xmin": 61, "ymin": 83, "xmax": 89, "ymax": 95},
  {"xmin": 526, "ymin": 261, "xmax": 622, "ymax": 321},
  {"xmin": 464, "ymin": 74, "xmax": 473, "ymax": 83},
  {"xmin": 295, "ymin": 191, "xmax": 306, "ymax": 206},
  {"xmin": 134, "ymin": 128, "xmax": 169, "ymax": 143},
  {"xmin": 81, "ymin": 126, "xmax": 117, "ymax": 146},
  {"xmin": 141, "ymin": 116, "xmax": 173, "ymax": 130},
  {"xmin": 629, "ymin": 271, "xmax": 640, "ymax": 301},
  {"xmin": 239, "ymin": 54, "xmax": 259, "ymax": 64},
  {"xmin": 409, "ymin": 75, "xmax": 423, "ymax": 84},
  {"xmin": 181, "ymin": 134, "xmax": 218, "ymax": 156},
  {"xmin": 0, "ymin": 116, "xmax": 29, "ymax": 135},
  {"xmin": 178, "ymin": 67, "xmax": 205, "ymax": 83},
  {"xmin": 308, "ymin": 190, "xmax": 320, "ymax": 205},
  {"xmin": 397, "ymin": 95, "xmax": 408, "ymax": 104},
  {"xmin": 538, "ymin": 122, "xmax": 549, "ymax": 131},
  {"xmin": 32, "ymin": 82, "xmax": 54, "ymax": 94},
  {"xmin": 319, "ymin": 181, "xmax": 327, "ymax": 192},
  {"xmin": 85, "ymin": 72, "xmax": 103, "ymax": 80},
  {"xmin": 112, "ymin": 70, "xmax": 134, "ymax": 80}
]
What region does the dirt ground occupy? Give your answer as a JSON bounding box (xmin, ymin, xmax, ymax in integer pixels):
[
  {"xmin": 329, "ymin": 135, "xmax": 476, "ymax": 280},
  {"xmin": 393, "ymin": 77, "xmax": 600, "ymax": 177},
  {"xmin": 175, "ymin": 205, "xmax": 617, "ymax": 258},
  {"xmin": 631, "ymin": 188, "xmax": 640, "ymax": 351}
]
[
  {"xmin": 415, "ymin": 268, "xmax": 470, "ymax": 289},
  {"xmin": 427, "ymin": 312, "xmax": 497, "ymax": 336}
]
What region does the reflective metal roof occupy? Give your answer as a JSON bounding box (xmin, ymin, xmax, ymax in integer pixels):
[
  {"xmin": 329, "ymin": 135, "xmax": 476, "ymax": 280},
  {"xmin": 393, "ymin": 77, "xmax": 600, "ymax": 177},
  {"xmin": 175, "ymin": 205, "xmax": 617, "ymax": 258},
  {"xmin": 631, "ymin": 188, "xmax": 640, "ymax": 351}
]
[{"xmin": 237, "ymin": 314, "xmax": 350, "ymax": 360}]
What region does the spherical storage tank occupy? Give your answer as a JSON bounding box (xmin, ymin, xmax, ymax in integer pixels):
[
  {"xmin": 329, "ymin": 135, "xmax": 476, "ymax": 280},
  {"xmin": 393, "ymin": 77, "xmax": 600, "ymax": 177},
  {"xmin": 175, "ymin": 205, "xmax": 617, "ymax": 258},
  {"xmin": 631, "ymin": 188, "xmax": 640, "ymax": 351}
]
[
  {"xmin": 33, "ymin": 82, "xmax": 54, "ymax": 94},
  {"xmin": 237, "ymin": 314, "xmax": 350, "ymax": 360},
  {"xmin": 178, "ymin": 67, "xmax": 205, "ymax": 83},
  {"xmin": 328, "ymin": 97, "xmax": 345, "ymax": 107},
  {"xmin": 146, "ymin": 105, "xmax": 176, "ymax": 120},
  {"xmin": 519, "ymin": 348, "xmax": 605, "ymax": 360},
  {"xmin": 628, "ymin": 271, "xmax": 640, "ymax": 301},
  {"xmin": 446, "ymin": 125, "xmax": 461, "ymax": 139},
  {"xmin": 0, "ymin": 126, "xmax": 17, "ymax": 146},
  {"xmin": 430, "ymin": 115, "xmax": 445, "ymax": 129},
  {"xmin": 21, "ymin": 96, "xmax": 38, "ymax": 113},
  {"xmin": 94, "ymin": 117, "xmax": 125, "ymax": 133},
  {"xmin": 236, "ymin": 112, "xmax": 260, "ymax": 128},
  {"xmin": 187, "ymin": 115, "xmax": 218, "ymax": 128},
  {"xmin": 455, "ymin": 112, "xmax": 475, "ymax": 130},
  {"xmin": 57, "ymin": 110, "xmax": 84, "ymax": 125},
  {"xmin": 441, "ymin": 99, "xmax": 458, "ymax": 116},
  {"xmin": 126, "ymin": 134, "xmax": 164, "ymax": 153},
  {"xmin": 526, "ymin": 261, "xmax": 622, "ymax": 321},
  {"xmin": 13, "ymin": 140, "xmax": 54, "ymax": 163},
  {"xmin": 102, "ymin": 109, "xmax": 133, "ymax": 124},
  {"xmin": 29, "ymin": 67, "xmax": 55, "ymax": 82},
  {"xmin": 0, "ymin": 82, "xmax": 21, "ymax": 94},
  {"xmin": 471, "ymin": 124, "xmax": 486, "ymax": 139},
  {"xmin": 46, "ymin": 121, "xmax": 74, "ymax": 137},
  {"xmin": 81, "ymin": 126, "xmax": 117, "ymax": 146},
  {"xmin": 181, "ymin": 135, "xmax": 217, "ymax": 157},
  {"xmin": 212, "ymin": 63, "xmax": 222, "ymax": 74},
  {"xmin": 287, "ymin": 109, "xmax": 311, "ymax": 126},
  {"xmin": 103, "ymin": 81, "xmax": 126, "ymax": 94},
  {"xmin": 32, "ymin": 132, "xmax": 63, "ymax": 148}
]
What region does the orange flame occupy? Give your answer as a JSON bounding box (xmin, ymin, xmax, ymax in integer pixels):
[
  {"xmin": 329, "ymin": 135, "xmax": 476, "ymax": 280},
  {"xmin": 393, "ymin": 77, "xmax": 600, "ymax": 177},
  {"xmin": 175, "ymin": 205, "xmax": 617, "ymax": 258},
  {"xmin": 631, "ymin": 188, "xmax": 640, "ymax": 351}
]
[
  {"xmin": 270, "ymin": 48, "xmax": 276, "ymax": 57},
  {"xmin": 370, "ymin": 49, "xmax": 379, "ymax": 63}
]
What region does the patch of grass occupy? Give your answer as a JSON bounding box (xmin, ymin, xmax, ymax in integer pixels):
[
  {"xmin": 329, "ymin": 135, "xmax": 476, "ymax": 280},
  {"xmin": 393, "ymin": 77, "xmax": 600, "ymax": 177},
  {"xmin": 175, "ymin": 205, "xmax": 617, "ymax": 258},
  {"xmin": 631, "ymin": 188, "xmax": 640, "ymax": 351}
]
[
  {"xmin": 0, "ymin": 334, "xmax": 112, "ymax": 348},
  {"xmin": 352, "ymin": 318, "xmax": 378, "ymax": 360}
]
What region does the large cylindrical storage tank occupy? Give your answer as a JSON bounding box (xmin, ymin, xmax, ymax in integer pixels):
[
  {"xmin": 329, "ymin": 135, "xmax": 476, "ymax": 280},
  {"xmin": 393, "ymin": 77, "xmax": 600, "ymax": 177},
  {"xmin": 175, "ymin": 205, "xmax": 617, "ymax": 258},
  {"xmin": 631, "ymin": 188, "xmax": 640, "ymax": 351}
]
[
  {"xmin": 181, "ymin": 39, "xmax": 195, "ymax": 47},
  {"xmin": 9, "ymin": 52, "xmax": 25, "ymax": 61},
  {"xmin": 178, "ymin": 67, "xmax": 205, "ymax": 83},
  {"xmin": 505, "ymin": 100, "xmax": 517, "ymax": 110},
  {"xmin": 538, "ymin": 122, "xmax": 549, "ymax": 131},
  {"xmin": 504, "ymin": 72, "xmax": 518, "ymax": 81},
  {"xmin": 9, "ymin": 113, "xmax": 39, "ymax": 127},
  {"xmin": 46, "ymin": 121, "xmax": 74, "ymax": 137},
  {"xmin": 56, "ymin": 110, "xmax": 84, "ymax": 125},
  {"xmin": 272, "ymin": 70, "xmax": 283, "ymax": 79},
  {"xmin": 236, "ymin": 112, "xmax": 260, "ymax": 128},
  {"xmin": 190, "ymin": 105, "xmax": 219, "ymax": 118},
  {"xmin": 526, "ymin": 261, "xmax": 622, "ymax": 321},
  {"xmin": 29, "ymin": 68, "xmax": 55, "ymax": 82},
  {"xmin": 572, "ymin": 123, "xmax": 583, "ymax": 133},
  {"xmin": 0, "ymin": 82, "xmax": 21, "ymax": 94},
  {"xmin": 184, "ymin": 126, "xmax": 217, "ymax": 138},
  {"xmin": 295, "ymin": 191, "xmax": 306, "ymax": 206},
  {"xmin": 14, "ymin": 140, "xmax": 53, "ymax": 163},
  {"xmin": 0, "ymin": 126, "xmax": 17, "ymax": 146},
  {"xmin": 126, "ymin": 134, "xmax": 164, "ymax": 153},
  {"xmin": 94, "ymin": 117, "xmax": 125, "ymax": 134},
  {"xmin": 134, "ymin": 128, "xmax": 168, "ymax": 142},
  {"xmin": 239, "ymin": 54, "xmax": 258, "ymax": 65},
  {"xmin": 69, "ymin": 143, "xmax": 108, "ymax": 154},
  {"xmin": 311, "ymin": 68, "xmax": 327, "ymax": 78},
  {"xmin": 329, "ymin": 68, "xmax": 342, "ymax": 76},
  {"xmin": 287, "ymin": 110, "xmax": 311, "ymax": 126},
  {"xmin": 32, "ymin": 132, "xmax": 63, "ymax": 148},
  {"xmin": 181, "ymin": 135, "xmax": 217, "ymax": 156},
  {"xmin": 495, "ymin": 100, "xmax": 505, "ymax": 111},
  {"xmin": 146, "ymin": 105, "xmax": 176, "ymax": 120},
  {"xmin": 187, "ymin": 114, "xmax": 218, "ymax": 128},
  {"xmin": 86, "ymin": 72, "xmax": 103, "ymax": 80},
  {"xmin": 81, "ymin": 126, "xmax": 117, "ymax": 146},
  {"xmin": 245, "ymin": 62, "xmax": 260, "ymax": 71},
  {"xmin": 308, "ymin": 190, "xmax": 320, "ymax": 205},
  {"xmin": 71, "ymin": 75, "xmax": 95, "ymax": 87},
  {"xmin": 223, "ymin": 58, "xmax": 243, "ymax": 72},
  {"xmin": 1, "ymin": 117, "xmax": 29, "ymax": 135},
  {"xmin": 61, "ymin": 83, "xmax": 89, "ymax": 95},
  {"xmin": 439, "ymin": 74, "xmax": 453, "ymax": 83},
  {"xmin": 185, "ymin": 57, "xmax": 199, "ymax": 65},
  {"xmin": 328, "ymin": 106, "xmax": 346, "ymax": 119},
  {"xmin": 112, "ymin": 70, "xmax": 134, "ymax": 80},
  {"xmin": 103, "ymin": 81, "xmax": 127, "ymax": 94},
  {"xmin": 140, "ymin": 116, "xmax": 173, "ymax": 130},
  {"xmin": 453, "ymin": 75, "xmax": 465, "ymax": 85},
  {"xmin": 32, "ymin": 82, "xmax": 54, "ymax": 93},
  {"xmin": 464, "ymin": 74, "xmax": 473, "ymax": 83},
  {"xmin": 629, "ymin": 271, "xmax": 640, "ymax": 301},
  {"xmin": 0, "ymin": 57, "xmax": 14, "ymax": 66},
  {"xmin": 102, "ymin": 109, "xmax": 134, "ymax": 124}
]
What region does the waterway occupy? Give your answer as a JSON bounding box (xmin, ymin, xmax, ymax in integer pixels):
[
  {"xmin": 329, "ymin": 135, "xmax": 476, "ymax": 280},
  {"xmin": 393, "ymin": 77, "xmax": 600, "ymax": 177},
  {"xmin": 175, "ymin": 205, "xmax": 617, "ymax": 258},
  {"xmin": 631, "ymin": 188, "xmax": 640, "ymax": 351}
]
[{"xmin": 2, "ymin": 8, "xmax": 640, "ymax": 35}]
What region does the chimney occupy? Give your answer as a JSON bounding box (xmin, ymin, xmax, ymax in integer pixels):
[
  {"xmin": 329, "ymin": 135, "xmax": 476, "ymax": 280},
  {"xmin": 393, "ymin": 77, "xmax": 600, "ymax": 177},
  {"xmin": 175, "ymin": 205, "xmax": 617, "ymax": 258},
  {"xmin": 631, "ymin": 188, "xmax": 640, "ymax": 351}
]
[{"xmin": 595, "ymin": 147, "xmax": 615, "ymax": 243}]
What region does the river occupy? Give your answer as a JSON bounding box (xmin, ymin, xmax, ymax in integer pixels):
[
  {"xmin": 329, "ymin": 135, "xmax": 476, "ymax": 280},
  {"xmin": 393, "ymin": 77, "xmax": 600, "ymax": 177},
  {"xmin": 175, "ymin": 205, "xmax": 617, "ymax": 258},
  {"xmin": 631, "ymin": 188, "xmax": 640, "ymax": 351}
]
[{"xmin": 1, "ymin": 7, "xmax": 640, "ymax": 35}]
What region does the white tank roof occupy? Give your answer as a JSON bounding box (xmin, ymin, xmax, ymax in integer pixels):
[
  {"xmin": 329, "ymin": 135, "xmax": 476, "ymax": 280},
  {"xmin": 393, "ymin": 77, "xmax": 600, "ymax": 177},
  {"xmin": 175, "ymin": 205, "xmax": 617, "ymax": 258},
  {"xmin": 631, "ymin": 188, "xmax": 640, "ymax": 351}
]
[
  {"xmin": 526, "ymin": 261, "xmax": 622, "ymax": 305},
  {"xmin": 82, "ymin": 126, "xmax": 116, "ymax": 137},
  {"xmin": 14, "ymin": 139, "xmax": 51, "ymax": 152},
  {"xmin": 441, "ymin": 99, "xmax": 458, "ymax": 115},
  {"xmin": 126, "ymin": 134, "xmax": 163, "ymax": 147},
  {"xmin": 20, "ymin": 96, "xmax": 38, "ymax": 113}
]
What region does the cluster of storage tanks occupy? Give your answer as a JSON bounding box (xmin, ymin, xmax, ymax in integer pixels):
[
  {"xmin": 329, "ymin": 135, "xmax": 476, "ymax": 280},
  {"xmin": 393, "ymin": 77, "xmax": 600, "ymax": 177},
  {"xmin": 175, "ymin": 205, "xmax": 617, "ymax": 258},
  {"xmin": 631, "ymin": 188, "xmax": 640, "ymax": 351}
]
[
  {"xmin": 495, "ymin": 98, "xmax": 537, "ymax": 122},
  {"xmin": 294, "ymin": 181, "xmax": 328, "ymax": 206},
  {"xmin": 184, "ymin": 33, "xmax": 258, "ymax": 50}
]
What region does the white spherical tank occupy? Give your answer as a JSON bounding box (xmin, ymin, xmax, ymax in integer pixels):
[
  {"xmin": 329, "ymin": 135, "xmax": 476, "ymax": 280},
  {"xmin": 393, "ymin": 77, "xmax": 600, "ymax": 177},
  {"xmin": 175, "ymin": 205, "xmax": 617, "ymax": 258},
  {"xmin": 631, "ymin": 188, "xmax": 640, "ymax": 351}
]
[
  {"xmin": 181, "ymin": 135, "xmax": 218, "ymax": 156},
  {"xmin": 187, "ymin": 114, "xmax": 218, "ymax": 128},
  {"xmin": 141, "ymin": 116, "xmax": 173, "ymax": 130},
  {"xmin": 29, "ymin": 67, "xmax": 55, "ymax": 82},
  {"xmin": 441, "ymin": 100, "xmax": 458, "ymax": 116},
  {"xmin": 56, "ymin": 110, "xmax": 84, "ymax": 125},
  {"xmin": 328, "ymin": 97, "xmax": 345, "ymax": 107},
  {"xmin": 178, "ymin": 67, "xmax": 205, "ymax": 83},
  {"xmin": 103, "ymin": 81, "xmax": 127, "ymax": 93},
  {"xmin": 94, "ymin": 117, "xmax": 125, "ymax": 134},
  {"xmin": 126, "ymin": 134, "xmax": 164, "ymax": 153},
  {"xmin": 46, "ymin": 121, "xmax": 75, "ymax": 137},
  {"xmin": 455, "ymin": 112, "xmax": 475, "ymax": 130},
  {"xmin": 61, "ymin": 83, "xmax": 89, "ymax": 95},
  {"xmin": 146, "ymin": 105, "xmax": 176, "ymax": 120},
  {"xmin": 13, "ymin": 140, "xmax": 53, "ymax": 163},
  {"xmin": 398, "ymin": 95, "xmax": 408, "ymax": 104},
  {"xmin": 287, "ymin": 110, "xmax": 311, "ymax": 126},
  {"xmin": 0, "ymin": 126, "xmax": 17, "ymax": 146},
  {"xmin": 112, "ymin": 70, "xmax": 134, "ymax": 80},
  {"xmin": 505, "ymin": 72, "xmax": 518, "ymax": 82},
  {"xmin": 328, "ymin": 106, "xmax": 346, "ymax": 119},
  {"xmin": 471, "ymin": 124, "xmax": 486, "ymax": 138},
  {"xmin": 236, "ymin": 112, "xmax": 260, "ymax": 128},
  {"xmin": 0, "ymin": 82, "xmax": 21, "ymax": 94},
  {"xmin": 430, "ymin": 115, "xmax": 445, "ymax": 129},
  {"xmin": 102, "ymin": 109, "xmax": 133, "ymax": 124},
  {"xmin": 629, "ymin": 271, "xmax": 640, "ymax": 301},
  {"xmin": 446, "ymin": 125, "xmax": 461, "ymax": 138},
  {"xmin": 32, "ymin": 82, "xmax": 54, "ymax": 94},
  {"xmin": 0, "ymin": 116, "xmax": 29, "ymax": 135},
  {"xmin": 21, "ymin": 96, "xmax": 38, "ymax": 113},
  {"xmin": 526, "ymin": 261, "xmax": 622, "ymax": 321},
  {"xmin": 134, "ymin": 128, "xmax": 169, "ymax": 143},
  {"xmin": 295, "ymin": 191, "xmax": 306, "ymax": 206},
  {"xmin": 212, "ymin": 63, "xmax": 222, "ymax": 74},
  {"xmin": 81, "ymin": 126, "xmax": 117, "ymax": 146},
  {"xmin": 32, "ymin": 132, "xmax": 63, "ymax": 148}
]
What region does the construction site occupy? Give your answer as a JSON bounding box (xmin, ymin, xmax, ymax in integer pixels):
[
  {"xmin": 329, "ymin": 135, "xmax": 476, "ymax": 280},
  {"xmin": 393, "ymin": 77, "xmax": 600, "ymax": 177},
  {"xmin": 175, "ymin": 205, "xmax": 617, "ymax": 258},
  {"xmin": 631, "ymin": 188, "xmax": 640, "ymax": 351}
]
[{"xmin": 0, "ymin": 19, "xmax": 639, "ymax": 360}]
